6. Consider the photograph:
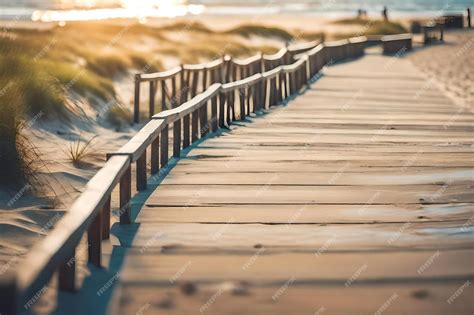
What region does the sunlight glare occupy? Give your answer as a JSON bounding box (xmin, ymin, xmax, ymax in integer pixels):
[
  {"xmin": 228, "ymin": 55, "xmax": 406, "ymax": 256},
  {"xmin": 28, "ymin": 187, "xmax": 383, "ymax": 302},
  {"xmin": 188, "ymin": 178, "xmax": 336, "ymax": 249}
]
[{"xmin": 31, "ymin": 0, "xmax": 204, "ymax": 22}]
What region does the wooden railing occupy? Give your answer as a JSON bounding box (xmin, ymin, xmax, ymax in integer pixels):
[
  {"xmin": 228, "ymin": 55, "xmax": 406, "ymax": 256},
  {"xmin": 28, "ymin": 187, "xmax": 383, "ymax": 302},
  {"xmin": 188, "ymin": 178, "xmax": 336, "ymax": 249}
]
[
  {"xmin": 0, "ymin": 36, "xmax": 368, "ymax": 315},
  {"xmin": 382, "ymin": 33, "xmax": 413, "ymax": 55},
  {"xmin": 133, "ymin": 41, "xmax": 320, "ymax": 123}
]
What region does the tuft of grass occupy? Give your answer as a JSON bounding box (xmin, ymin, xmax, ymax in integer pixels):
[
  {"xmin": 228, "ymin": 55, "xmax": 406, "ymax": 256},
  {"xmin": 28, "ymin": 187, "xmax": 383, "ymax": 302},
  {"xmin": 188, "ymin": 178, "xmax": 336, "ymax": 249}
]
[
  {"xmin": 65, "ymin": 134, "xmax": 97, "ymax": 166},
  {"xmin": 225, "ymin": 24, "xmax": 294, "ymax": 41}
]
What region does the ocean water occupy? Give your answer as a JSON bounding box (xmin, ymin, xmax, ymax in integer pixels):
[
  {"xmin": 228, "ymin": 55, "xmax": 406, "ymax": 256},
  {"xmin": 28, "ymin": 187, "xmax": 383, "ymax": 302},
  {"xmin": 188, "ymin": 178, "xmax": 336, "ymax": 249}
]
[
  {"xmin": 0, "ymin": 0, "xmax": 471, "ymax": 21},
  {"xmin": 197, "ymin": 0, "xmax": 473, "ymax": 17}
]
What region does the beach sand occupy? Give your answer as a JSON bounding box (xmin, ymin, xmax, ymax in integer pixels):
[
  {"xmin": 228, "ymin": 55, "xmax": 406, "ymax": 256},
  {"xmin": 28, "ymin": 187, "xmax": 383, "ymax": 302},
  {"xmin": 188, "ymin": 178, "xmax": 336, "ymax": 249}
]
[{"xmin": 408, "ymin": 29, "xmax": 474, "ymax": 110}]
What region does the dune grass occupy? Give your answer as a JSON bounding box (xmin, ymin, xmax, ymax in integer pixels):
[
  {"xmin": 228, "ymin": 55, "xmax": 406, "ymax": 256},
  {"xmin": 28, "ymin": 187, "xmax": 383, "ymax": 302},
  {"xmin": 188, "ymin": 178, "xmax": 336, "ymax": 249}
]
[
  {"xmin": 332, "ymin": 17, "xmax": 408, "ymax": 35},
  {"xmin": 65, "ymin": 134, "xmax": 98, "ymax": 166},
  {"xmin": 225, "ymin": 24, "xmax": 294, "ymax": 41}
]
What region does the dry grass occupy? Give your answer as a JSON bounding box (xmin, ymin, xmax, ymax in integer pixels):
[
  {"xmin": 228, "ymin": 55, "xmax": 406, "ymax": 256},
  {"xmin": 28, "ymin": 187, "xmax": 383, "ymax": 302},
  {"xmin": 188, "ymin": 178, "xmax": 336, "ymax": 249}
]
[
  {"xmin": 331, "ymin": 18, "xmax": 408, "ymax": 35},
  {"xmin": 65, "ymin": 134, "xmax": 98, "ymax": 166},
  {"xmin": 225, "ymin": 24, "xmax": 294, "ymax": 41}
]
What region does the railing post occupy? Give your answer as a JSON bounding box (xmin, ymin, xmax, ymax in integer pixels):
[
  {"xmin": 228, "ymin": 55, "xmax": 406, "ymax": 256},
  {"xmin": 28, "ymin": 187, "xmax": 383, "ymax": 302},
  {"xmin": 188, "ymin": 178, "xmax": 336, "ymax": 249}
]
[
  {"xmin": 254, "ymin": 81, "xmax": 261, "ymax": 112},
  {"xmin": 173, "ymin": 119, "xmax": 181, "ymax": 157},
  {"xmin": 224, "ymin": 55, "xmax": 232, "ymax": 83},
  {"xmin": 120, "ymin": 165, "xmax": 131, "ymax": 224},
  {"xmin": 101, "ymin": 196, "xmax": 111, "ymax": 240},
  {"xmin": 160, "ymin": 125, "xmax": 169, "ymax": 166},
  {"xmin": 0, "ymin": 273, "xmax": 17, "ymax": 315},
  {"xmin": 191, "ymin": 109, "xmax": 199, "ymax": 142},
  {"xmin": 200, "ymin": 100, "xmax": 209, "ymax": 137},
  {"xmin": 183, "ymin": 114, "xmax": 190, "ymax": 148},
  {"xmin": 305, "ymin": 58, "xmax": 311, "ymax": 86},
  {"xmin": 136, "ymin": 151, "xmax": 147, "ymax": 191},
  {"xmin": 191, "ymin": 71, "xmax": 199, "ymax": 98},
  {"xmin": 239, "ymin": 88, "xmax": 246, "ymax": 119},
  {"xmin": 171, "ymin": 76, "xmax": 177, "ymax": 108},
  {"xmin": 149, "ymin": 81, "xmax": 155, "ymax": 119},
  {"xmin": 133, "ymin": 75, "xmax": 141, "ymax": 124},
  {"xmin": 262, "ymin": 77, "xmax": 267, "ymax": 110},
  {"xmin": 161, "ymin": 80, "xmax": 167, "ymax": 111},
  {"xmin": 58, "ymin": 247, "xmax": 76, "ymax": 291},
  {"xmin": 228, "ymin": 91, "xmax": 235, "ymax": 122},
  {"xmin": 269, "ymin": 77, "xmax": 274, "ymax": 106},
  {"xmin": 87, "ymin": 211, "xmax": 102, "ymax": 267},
  {"xmin": 202, "ymin": 68, "xmax": 208, "ymax": 93},
  {"xmin": 179, "ymin": 65, "xmax": 186, "ymax": 105},
  {"xmin": 151, "ymin": 135, "xmax": 160, "ymax": 175},
  {"xmin": 219, "ymin": 92, "xmax": 226, "ymax": 128},
  {"xmin": 211, "ymin": 95, "xmax": 218, "ymax": 132}
]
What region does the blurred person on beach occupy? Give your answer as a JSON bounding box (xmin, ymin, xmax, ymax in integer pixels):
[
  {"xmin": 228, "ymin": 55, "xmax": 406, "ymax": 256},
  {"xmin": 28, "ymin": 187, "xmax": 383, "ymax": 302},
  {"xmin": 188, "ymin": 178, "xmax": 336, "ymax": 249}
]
[{"xmin": 382, "ymin": 6, "xmax": 388, "ymax": 21}]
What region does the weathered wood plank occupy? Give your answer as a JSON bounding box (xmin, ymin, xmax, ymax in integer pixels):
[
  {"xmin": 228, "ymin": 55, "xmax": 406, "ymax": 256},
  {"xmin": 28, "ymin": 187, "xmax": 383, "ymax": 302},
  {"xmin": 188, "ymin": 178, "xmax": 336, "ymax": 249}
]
[
  {"xmin": 115, "ymin": 221, "xmax": 473, "ymax": 250},
  {"xmin": 117, "ymin": 283, "xmax": 473, "ymax": 315}
]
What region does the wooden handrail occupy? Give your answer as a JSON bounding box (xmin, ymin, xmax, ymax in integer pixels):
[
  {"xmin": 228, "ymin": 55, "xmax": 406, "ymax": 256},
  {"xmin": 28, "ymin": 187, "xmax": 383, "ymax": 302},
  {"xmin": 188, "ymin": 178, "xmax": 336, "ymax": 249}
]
[
  {"xmin": 381, "ymin": 33, "xmax": 412, "ymax": 41},
  {"xmin": 281, "ymin": 55, "xmax": 307, "ymax": 73},
  {"xmin": 139, "ymin": 66, "xmax": 181, "ymax": 81},
  {"xmin": 0, "ymin": 35, "xmax": 370, "ymax": 315},
  {"xmin": 16, "ymin": 155, "xmax": 130, "ymax": 303},
  {"xmin": 263, "ymin": 47, "xmax": 288, "ymax": 61},
  {"xmin": 287, "ymin": 40, "xmax": 320, "ymax": 54},
  {"xmin": 221, "ymin": 73, "xmax": 262, "ymax": 92},
  {"xmin": 262, "ymin": 66, "xmax": 282, "ymax": 79},
  {"xmin": 153, "ymin": 83, "xmax": 221, "ymax": 122},
  {"xmin": 232, "ymin": 54, "xmax": 262, "ymax": 66},
  {"xmin": 324, "ymin": 39, "xmax": 349, "ymax": 47},
  {"xmin": 381, "ymin": 33, "xmax": 412, "ymax": 54}
]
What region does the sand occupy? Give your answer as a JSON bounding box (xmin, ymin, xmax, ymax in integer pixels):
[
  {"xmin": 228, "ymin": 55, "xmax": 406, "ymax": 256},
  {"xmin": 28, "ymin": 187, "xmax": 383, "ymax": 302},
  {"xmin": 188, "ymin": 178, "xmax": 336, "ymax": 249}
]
[{"xmin": 408, "ymin": 29, "xmax": 474, "ymax": 110}]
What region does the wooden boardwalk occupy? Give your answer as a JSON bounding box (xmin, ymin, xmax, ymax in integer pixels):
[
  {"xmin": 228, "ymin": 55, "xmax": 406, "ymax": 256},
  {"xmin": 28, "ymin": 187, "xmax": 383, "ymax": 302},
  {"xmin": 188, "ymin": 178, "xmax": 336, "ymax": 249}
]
[{"xmin": 112, "ymin": 52, "xmax": 474, "ymax": 314}]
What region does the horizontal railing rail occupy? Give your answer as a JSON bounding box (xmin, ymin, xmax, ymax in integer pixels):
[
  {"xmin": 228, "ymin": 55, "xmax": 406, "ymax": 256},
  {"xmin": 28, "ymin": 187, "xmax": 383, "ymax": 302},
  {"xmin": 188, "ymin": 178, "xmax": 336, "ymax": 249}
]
[{"xmin": 0, "ymin": 35, "xmax": 371, "ymax": 315}]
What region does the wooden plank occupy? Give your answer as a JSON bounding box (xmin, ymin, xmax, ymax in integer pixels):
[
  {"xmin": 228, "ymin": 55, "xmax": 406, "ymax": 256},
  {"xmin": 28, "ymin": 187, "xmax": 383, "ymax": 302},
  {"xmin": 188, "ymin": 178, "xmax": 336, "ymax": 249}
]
[
  {"xmin": 145, "ymin": 183, "xmax": 473, "ymax": 205},
  {"xmin": 159, "ymin": 170, "xmax": 474, "ymax": 186},
  {"xmin": 117, "ymin": 283, "xmax": 473, "ymax": 315},
  {"xmin": 136, "ymin": 203, "xmax": 473, "ymax": 224},
  {"xmin": 115, "ymin": 221, "xmax": 473, "ymax": 250},
  {"xmin": 120, "ymin": 249, "xmax": 474, "ymax": 283},
  {"xmin": 171, "ymin": 161, "xmax": 474, "ymax": 173}
]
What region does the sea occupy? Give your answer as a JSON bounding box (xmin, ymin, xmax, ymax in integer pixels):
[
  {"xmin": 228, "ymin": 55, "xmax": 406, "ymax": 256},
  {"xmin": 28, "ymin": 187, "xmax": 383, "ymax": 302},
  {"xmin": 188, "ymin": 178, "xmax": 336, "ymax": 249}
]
[{"xmin": 0, "ymin": 0, "xmax": 472, "ymax": 21}]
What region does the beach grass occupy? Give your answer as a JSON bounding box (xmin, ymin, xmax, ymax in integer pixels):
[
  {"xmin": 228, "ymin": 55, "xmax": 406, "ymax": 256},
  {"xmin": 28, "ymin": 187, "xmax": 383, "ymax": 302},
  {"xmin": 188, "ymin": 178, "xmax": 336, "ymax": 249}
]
[
  {"xmin": 332, "ymin": 17, "xmax": 408, "ymax": 35},
  {"xmin": 65, "ymin": 134, "xmax": 98, "ymax": 166},
  {"xmin": 225, "ymin": 24, "xmax": 294, "ymax": 41}
]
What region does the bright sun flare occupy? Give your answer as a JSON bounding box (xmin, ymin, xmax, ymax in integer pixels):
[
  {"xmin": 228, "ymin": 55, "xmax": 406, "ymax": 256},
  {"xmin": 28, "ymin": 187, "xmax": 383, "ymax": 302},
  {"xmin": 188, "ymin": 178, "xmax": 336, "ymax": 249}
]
[{"xmin": 32, "ymin": 0, "xmax": 203, "ymax": 22}]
